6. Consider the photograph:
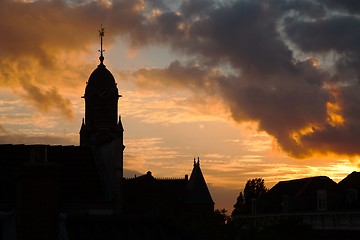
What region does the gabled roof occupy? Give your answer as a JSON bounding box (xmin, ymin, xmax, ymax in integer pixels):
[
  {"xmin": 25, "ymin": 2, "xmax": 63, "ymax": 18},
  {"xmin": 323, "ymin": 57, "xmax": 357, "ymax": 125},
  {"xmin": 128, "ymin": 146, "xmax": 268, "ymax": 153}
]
[
  {"xmin": 338, "ymin": 171, "xmax": 360, "ymax": 189},
  {"xmin": 335, "ymin": 171, "xmax": 360, "ymax": 210},
  {"xmin": 267, "ymin": 176, "xmax": 336, "ymax": 196}
]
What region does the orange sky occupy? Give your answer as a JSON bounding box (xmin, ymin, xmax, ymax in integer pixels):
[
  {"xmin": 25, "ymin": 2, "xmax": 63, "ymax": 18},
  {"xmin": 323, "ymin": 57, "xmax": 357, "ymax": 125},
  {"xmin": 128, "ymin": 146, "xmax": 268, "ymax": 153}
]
[{"xmin": 1, "ymin": 0, "xmax": 360, "ymax": 211}]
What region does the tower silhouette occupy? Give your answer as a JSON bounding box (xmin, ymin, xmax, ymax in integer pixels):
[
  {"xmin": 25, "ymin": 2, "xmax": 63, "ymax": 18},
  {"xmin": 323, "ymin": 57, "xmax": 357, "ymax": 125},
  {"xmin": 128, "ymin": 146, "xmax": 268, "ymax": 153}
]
[
  {"xmin": 79, "ymin": 26, "xmax": 124, "ymax": 147},
  {"xmin": 79, "ymin": 27, "xmax": 125, "ymax": 203}
]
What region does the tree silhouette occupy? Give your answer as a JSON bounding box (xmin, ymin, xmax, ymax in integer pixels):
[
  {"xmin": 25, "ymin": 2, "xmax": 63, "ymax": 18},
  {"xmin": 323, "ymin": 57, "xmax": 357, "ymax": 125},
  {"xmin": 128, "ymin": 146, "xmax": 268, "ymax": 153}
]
[
  {"xmin": 232, "ymin": 178, "xmax": 268, "ymax": 215},
  {"xmin": 214, "ymin": 208, "xmax": 230, "ymax": 225},
  {"xmin": 232, "ymin": 192, "xmax": 245, "ymax": 215}
]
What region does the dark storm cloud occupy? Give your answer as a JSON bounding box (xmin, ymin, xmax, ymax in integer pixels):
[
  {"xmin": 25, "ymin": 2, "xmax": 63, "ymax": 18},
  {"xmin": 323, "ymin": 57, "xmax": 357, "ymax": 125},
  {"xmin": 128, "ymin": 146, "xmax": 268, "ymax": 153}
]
[
  {"xmin": 0, "ymin": 0, "xmax": 147, "ymax": 66},
  {"xmin": 128, "ymin": 0, "xmax": 360, "ymax": 158},
  {"xmin": 282, "ymin": 1, "xmax": 326, "ymax": 19},
  {"xmin": 285, "ymin": 16, "xmax": 360, "ymax": 53},
  {"xmin": 3, "ymin": 0, "xmax": 360, "ymax": 158},
  {"xmin": 212, "ymin": 60, "xmax": 330, "ymax": 157},
  {"xmin": 133, "ymin": 60, "xmax": 215, "ymax": 90},
  {"xmin": 321, "ymin": 0, "xmax": 360, "ymax": 14},
  {"xmin": 179, "ymin": 0, "xmax": 214, "ymax": 19},
  {"xmin": 127, "ymin": 0, "xmax": 333, "ymax": 157},
  {"xmin": 189, "ymin": 1, "xmax": 293, "ymax": 74}
]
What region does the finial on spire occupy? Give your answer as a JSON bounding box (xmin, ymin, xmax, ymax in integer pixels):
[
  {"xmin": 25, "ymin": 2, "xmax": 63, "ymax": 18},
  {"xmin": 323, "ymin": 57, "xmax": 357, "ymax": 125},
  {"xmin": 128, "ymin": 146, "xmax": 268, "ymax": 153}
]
[
  {"xmin": 193, "ymin": 157, "xmax": 200, "ymax": 166},
  {"xmin": 98, "ymin": 24, "xmax": 105, "ymax": 65}
]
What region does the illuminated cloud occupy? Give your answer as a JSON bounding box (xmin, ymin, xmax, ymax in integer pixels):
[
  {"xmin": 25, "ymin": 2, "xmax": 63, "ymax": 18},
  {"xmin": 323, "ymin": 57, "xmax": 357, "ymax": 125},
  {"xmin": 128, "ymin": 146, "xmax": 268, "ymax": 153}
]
[
  {"xmin": 124, "ymin": 137, "xmax": 189, "ymax": 176},
  {"xmin": 122, "ymin": 0, "xmax": 360, "ymax": 159},
  {"xmin": 0, "ymin": 124, "xmax": 71, "ymax": 145},
  {"xmin": 0, "ymin": 0, "xmax": 146, "ymax": 117},
  {"xmin": 2, "ymin": 0, "xmax": 360, "ymax": 159},
  {"xmin": 21, "ymin": 81, "xmax": 75, "ymax": 119}
]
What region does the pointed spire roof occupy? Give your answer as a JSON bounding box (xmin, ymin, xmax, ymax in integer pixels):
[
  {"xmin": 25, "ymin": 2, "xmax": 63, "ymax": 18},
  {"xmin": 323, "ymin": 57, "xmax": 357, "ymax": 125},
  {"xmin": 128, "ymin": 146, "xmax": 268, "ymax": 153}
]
[{"xmin": 186, "ymin": 157, "xmax": 214, "ymax": 205}]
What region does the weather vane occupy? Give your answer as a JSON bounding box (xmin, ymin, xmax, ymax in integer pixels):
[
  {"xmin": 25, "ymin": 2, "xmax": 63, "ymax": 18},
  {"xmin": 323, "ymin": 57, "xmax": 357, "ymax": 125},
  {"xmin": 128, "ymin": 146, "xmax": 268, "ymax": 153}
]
[{"xmin": 98, "ymin": 24, "xmax": 105, "ymax": 64}]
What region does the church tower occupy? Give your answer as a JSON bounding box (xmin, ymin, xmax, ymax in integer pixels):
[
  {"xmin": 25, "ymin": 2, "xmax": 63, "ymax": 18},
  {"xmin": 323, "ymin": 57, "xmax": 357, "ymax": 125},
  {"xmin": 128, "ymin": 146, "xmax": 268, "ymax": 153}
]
[
  {"xmin": 80, "ymin": 26, "xmax": 124, "ymax": 147},
  {"xmin": 80, "ymin": 27, "xmax": 124, "ymax": 209}
]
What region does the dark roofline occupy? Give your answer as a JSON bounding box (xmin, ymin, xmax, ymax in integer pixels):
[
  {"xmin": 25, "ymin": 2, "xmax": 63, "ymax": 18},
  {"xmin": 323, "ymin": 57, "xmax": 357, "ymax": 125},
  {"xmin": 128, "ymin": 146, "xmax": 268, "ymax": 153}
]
[{"xmin": 276, "ymin": 176, "xmax": 331, "ymax": 184}]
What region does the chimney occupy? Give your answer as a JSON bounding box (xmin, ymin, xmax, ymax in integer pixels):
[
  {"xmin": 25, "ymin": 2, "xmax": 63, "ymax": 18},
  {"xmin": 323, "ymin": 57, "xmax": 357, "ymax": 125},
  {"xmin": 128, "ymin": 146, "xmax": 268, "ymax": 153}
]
[{"xmin": 16, "ymin": 145, "xmax": 60, "ymax": 240}]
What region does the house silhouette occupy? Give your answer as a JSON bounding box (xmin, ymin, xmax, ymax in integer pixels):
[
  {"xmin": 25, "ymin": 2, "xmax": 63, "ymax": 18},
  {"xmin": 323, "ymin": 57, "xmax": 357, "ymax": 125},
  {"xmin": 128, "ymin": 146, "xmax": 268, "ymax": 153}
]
[{"xmin": 232, "ymin": 172, "xmax": 360, "ymax": 238}]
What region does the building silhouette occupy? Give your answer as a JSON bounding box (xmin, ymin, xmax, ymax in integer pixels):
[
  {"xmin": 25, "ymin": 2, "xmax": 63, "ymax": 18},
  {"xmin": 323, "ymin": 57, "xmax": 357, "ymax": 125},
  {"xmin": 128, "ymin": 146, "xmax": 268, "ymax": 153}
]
[
  {"xmin": 232, "ymin": 173, "xmax": 360, "ymax": 238},
  {"xmin": 0, "ymin": 28, "xmax": 214, "ymax": 240}
]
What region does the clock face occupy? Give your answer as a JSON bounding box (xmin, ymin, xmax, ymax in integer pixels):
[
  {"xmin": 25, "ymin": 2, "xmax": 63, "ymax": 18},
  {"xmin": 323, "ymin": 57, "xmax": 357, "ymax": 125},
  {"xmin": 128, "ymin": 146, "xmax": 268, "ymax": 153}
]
[{"xmin": 98, "ymin": 87, "xmax": 110, "ymax": 99}]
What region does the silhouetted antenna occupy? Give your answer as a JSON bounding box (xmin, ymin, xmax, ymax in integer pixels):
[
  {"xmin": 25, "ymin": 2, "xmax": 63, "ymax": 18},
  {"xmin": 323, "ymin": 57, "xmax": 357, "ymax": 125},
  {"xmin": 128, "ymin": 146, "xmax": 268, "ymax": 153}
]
[{"xmin": 98, "ymin": 24, "xmax": 105, "ymax": 64}]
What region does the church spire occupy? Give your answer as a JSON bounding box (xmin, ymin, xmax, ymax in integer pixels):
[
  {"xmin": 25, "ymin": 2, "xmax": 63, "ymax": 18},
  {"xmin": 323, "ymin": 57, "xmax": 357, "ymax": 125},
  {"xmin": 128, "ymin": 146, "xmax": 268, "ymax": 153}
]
[
  {"xmin": 98, "ymin": 24, "xmax": 105, "ymax": 65},
  {"xmin": 187, "ymin": 157, "xmax": 215, "ymax": 207}
]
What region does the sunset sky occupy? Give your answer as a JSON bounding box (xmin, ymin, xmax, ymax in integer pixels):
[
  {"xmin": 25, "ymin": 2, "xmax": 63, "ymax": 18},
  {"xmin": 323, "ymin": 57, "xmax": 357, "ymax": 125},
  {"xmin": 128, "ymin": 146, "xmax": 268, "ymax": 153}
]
[{"xmin": 1, "ymin": 0, "xmax": 360, "ymax": 211}]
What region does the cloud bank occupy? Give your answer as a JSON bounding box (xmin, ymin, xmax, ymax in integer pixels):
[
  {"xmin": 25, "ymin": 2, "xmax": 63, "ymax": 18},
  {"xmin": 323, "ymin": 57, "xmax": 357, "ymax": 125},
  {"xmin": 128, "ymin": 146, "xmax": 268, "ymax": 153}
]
[{"xmin": 2, "ymin": 0, "xmax": 360, "ymax": 158}]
